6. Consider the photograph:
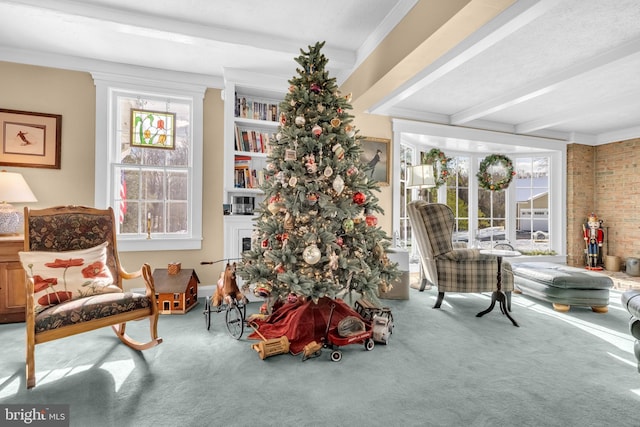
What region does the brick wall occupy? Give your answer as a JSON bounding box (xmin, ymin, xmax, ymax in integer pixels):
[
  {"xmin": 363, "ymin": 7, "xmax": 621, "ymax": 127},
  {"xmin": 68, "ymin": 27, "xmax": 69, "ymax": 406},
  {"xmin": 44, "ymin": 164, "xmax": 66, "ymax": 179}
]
[{"xmin": 566, "ymin": 138, "xmax": 640, "ymax": 267}]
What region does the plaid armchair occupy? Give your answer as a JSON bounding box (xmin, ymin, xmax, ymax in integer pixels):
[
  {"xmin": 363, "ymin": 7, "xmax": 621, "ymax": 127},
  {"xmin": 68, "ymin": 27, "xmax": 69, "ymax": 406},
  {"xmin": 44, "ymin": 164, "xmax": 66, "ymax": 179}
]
[{"xmin": 407, "ymin": 200, "xmax": 513, "ymax": 309}]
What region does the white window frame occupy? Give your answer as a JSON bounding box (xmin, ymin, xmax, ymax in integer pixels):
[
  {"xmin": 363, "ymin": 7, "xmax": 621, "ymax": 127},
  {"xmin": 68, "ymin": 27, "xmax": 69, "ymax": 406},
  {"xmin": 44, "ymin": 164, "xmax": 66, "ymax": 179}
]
[
  {"xmin": 92, "ymin": 72, "xmax": 205, "ymax": 251},
  {"xmin": 392, "ymin": 119, "xmax": 567, "ymax": 263}
]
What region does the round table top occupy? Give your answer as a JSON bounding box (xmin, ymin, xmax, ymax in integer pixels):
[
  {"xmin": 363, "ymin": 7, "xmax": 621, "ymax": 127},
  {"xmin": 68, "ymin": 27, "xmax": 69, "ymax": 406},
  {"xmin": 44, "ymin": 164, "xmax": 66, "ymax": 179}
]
[{"xmin": 479, "ymin": 249, "xmax": 521, "ymax": 257}]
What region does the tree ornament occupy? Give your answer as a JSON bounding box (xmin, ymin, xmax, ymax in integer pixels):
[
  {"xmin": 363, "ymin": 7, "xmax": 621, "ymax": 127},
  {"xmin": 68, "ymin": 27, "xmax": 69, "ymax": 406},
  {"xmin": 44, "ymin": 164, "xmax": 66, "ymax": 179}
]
[
  {"xmin": 365, "ymin": 213, "xmax": 378, "ymax": 227},
  {"xmin": 295, "ymin": 116, "xmax": 306, "ymax": 126},
  {"xmin": 305, "ymin": 154, "xmax": 318, "ymax": 173},
  {"xmin": 307, "ymin": 193, "xmax": 319, "ymax": 205},
  {"xmin": 317, "ymin": 103, "xmax": 325, "ymax": 113},
  {"xmin": 303, "ymin": 244, "xmax": 322, "ymax": 265},
  {"xmin": 477, "ymin": 154, "xmax": 515, "ymax": 191},
  {"xmin": 332, "ymin": 175, "xmax": 344, "ymax": 195},
  {"xmin": 312, "ymin": 124, "xmax": 322, "ymax": 137},
  {"xmin": 342, "ymin": 218, "xmax": 354, "ymax": 233},
  {"xmin": 346, "ymin": 166, "xmax": 358, "ymax": 176},
  {"xmin": 336, "ymin": 236, "xmax": 344, "ymax": 247},
  {"xmin": 279, "ymin": 113, "xmax": 286, "ymax": 126},
  {"xmin": 328, "ymin": 250, "xmax": 339, "ymax": 270},
  {"xmin": 423, "ymin": 148, "xmax": 452, "ymax": 188},
  {"xmin": 254, "ymin": 283, "xmax": 272, "ymax": 298},
  {"xmin": 288, "ymin": 176, "xmax": 298, "ymax": 187},
  {"xmin": 310, "ymin": 83, "xmax": 321, "ymax": 93},
  {"xmin": 268, "ymin": 194, "xmax": 284, "ymax": 215},
  {"xmin": 344, "ymin": 124, "xmax": 355, "ymax": 138},
  {"xmin": 353, "ymin": 192, "xmax": 366, "ymax": 205},
  {"xmin": 332, "ymin": 143, "xmax": 345, "ymax": 160},
  {"xmin": 331, "ymin": 118, "xmax": 341, "ymax": 128},
  {"xmin": 323, "ymin": 165, "xmax": 333, "ymax": 177}
]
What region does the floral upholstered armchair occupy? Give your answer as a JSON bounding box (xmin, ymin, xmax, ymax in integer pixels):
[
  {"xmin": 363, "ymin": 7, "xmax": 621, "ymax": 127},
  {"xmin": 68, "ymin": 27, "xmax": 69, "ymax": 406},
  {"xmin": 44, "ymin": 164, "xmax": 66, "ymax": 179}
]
[
  {"xmin": 407, "ymin": 200, "xmax": 514, "ymax": 309},
  {"xmin": 19, "ymin": 205, "xmax": 162, "ymax": 388}
]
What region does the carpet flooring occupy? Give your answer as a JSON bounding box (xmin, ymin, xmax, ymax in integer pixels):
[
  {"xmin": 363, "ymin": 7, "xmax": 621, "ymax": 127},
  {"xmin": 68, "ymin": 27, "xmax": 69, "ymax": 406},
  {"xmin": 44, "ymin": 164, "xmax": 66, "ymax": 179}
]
[{"xmin": 1, "ymin": 287, "xmax": 639, "ymax": 427}]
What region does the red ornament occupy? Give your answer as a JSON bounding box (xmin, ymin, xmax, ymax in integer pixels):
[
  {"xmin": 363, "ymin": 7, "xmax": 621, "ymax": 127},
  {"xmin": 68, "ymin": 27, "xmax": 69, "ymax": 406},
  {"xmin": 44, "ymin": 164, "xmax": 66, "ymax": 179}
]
[
  {"xmin": 310, "ymin": 83, "xmax": 321, "ymax": 93},
  {"xmin": 365, "ymin": 214, "xmax": 378, "ymax": 227},
  {"xmin": 336, "ymin": 236, "xmax": 344, "ymax": 247},
  {"xmin": 353, "ymin": 192, "xmax": 366, "ymax": 205}
]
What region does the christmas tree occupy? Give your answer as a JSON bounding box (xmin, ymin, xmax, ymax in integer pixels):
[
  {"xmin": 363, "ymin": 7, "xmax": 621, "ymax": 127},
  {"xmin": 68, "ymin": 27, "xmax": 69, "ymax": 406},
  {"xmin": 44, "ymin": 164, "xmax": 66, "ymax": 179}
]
[{"xmin": 238, "ymin": 41, "xmax": 399, "ymax": 306}]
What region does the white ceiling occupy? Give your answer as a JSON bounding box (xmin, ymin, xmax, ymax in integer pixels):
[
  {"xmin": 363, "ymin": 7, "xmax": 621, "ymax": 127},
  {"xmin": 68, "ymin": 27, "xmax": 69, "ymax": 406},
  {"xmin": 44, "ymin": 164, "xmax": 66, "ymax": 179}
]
[{"xmin": 1, "ymin": 0, "xmax": 639, "ymax": 148}]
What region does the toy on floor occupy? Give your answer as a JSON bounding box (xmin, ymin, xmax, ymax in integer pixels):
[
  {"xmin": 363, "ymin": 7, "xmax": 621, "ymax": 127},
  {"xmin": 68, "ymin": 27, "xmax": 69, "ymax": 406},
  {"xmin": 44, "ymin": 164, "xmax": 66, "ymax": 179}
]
[
  {"xmin": 583, "ymin": 213, "xmax": 604, "ymax": 270},
  {"xmin": 213, "ymin": 262, "xmax": 247, "ymax": 306}
]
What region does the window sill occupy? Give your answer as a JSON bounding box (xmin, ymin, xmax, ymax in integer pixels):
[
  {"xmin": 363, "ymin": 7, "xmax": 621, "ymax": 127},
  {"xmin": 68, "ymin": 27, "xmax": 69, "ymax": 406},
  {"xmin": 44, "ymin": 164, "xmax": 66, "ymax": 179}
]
[{"xmin": 117, "ymin": 236, "xmax": 202, "ymax": 252}]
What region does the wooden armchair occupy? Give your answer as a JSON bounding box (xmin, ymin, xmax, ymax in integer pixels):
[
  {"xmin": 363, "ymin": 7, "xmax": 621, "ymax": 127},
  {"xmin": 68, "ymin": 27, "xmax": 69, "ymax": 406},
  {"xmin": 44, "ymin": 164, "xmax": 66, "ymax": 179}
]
[{"xmin": 19, "ymin": 205, "xmax": 162, "ymax": 388}]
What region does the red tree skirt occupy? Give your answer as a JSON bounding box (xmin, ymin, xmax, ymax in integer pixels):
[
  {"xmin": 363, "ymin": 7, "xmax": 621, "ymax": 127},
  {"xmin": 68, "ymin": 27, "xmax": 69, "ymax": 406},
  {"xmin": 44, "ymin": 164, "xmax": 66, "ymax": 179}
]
[{"xmin": 248, "ymin": 296, "xmax": 365, "ymax": 355}]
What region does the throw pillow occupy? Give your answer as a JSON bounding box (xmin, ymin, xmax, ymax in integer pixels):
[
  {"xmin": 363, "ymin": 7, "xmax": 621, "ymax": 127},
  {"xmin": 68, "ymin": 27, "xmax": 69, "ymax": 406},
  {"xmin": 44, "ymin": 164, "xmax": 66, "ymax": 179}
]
[{"xmin": 19, "ymin": 241, "xmax": 121, "ymax": 313}]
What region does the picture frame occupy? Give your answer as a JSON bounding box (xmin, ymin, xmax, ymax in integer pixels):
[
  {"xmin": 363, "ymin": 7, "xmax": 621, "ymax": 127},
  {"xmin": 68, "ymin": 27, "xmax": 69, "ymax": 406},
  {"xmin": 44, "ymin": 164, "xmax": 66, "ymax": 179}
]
[
  {"xmin": 131, "ymin": 109, "xmax": 176, "ymax": 149},
  {"xmin": 359, "ymin": 136, "xmax": 390, "ymax": 186},
  {"xmin": 0, "ymin": 108, "xmax": 62, "ymax": 169}
]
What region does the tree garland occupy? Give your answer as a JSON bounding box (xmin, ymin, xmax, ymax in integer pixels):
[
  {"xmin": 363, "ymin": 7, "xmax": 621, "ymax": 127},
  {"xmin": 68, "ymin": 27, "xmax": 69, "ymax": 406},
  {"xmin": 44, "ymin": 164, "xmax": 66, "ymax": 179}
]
[
  {"xmin": 477, "ymin": 154, "xmax": 515, "ymax": 191},
  {"xmin": 422, "ymin": 148, "xmax": 451, "ymax": 188}
]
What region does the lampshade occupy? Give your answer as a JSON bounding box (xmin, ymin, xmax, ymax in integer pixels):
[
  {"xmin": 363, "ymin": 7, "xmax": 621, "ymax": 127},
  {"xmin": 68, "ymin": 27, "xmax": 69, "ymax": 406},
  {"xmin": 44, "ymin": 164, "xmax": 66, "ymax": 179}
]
[
  {"xmin": 406, "ymin": 164, "xmax": 436, "ymax": 189},
  {"xmin": 0, "ymin": 170, "xmax": 37, "ymax": 235}
]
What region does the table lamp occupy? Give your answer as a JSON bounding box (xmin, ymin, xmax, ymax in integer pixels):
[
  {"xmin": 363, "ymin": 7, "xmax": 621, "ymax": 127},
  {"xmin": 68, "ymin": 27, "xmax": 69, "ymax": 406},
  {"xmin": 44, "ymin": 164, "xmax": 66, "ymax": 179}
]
[
  {"xmin": 0, "ymin": 170, "xmax": 38, "ymax": 235},
  {"xmin": 406, "ymin": 164, "xmax": 436, "ymax": 189}
]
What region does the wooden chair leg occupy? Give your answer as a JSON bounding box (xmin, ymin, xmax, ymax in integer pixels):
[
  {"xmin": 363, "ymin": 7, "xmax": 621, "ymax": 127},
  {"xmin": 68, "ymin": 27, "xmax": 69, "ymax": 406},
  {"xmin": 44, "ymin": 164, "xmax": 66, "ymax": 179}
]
[{"xmin": 26, "ymin": 336, "xmax": 35, "ymax": 389}]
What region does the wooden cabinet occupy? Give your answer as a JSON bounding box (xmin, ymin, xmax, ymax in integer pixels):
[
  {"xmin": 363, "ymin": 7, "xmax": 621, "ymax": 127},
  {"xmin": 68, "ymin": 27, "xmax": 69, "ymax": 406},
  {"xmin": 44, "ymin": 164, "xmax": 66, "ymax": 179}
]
[{"xmin": 0, "ymin": 236, "xmax": 26, "ymax": 323}]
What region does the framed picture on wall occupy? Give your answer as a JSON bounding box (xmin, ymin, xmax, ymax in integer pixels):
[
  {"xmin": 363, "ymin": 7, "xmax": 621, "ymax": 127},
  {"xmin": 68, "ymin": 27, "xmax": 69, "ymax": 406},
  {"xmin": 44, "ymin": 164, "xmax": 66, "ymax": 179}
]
[
  {"xmin": 0, "ymin": 108, "xmax": 62, "ymax": 169},
  {"xmin": 359, "ymin": 136, "xmax": 390, "ymax": 186},
  {"xmin": 130, "ymin": 109, "xmax": 176, "ymax": 149}
]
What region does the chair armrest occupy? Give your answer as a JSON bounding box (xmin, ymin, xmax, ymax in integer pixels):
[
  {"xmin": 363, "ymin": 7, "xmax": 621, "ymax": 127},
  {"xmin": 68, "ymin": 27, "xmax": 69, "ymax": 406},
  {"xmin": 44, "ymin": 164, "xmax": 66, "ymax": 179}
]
[
  {"xmin": 439, "ymin": 248, "xmax": 491, "ymax": 261},
  {"xmin": 120, "ymin": 263, "xmax": 157, "ymax": 298}
]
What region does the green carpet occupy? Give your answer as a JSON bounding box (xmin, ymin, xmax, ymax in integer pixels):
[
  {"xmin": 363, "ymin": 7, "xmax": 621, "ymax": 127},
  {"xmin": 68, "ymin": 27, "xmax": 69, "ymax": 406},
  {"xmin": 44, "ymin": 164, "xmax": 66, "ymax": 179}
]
[{"xmin": 1, "ymin": 288, "xmax": 638, "ymax": 427}]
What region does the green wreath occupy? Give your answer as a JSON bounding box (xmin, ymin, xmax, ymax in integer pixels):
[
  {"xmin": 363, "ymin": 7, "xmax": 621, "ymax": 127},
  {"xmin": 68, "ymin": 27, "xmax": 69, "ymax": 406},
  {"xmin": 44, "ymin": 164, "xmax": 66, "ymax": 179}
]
[
  {"xmin": 477, "ymin": 154, "xmax": 515, "ymax": 191},
  {"xmin": 423, "ymin": 148, "xmax": 451, "ymax": 188}
]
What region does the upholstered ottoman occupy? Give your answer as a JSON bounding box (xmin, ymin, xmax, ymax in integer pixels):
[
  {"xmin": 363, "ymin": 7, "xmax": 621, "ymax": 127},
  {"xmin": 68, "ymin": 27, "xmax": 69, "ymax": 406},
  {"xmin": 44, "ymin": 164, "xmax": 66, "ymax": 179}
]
[
  {"xmin": 506, "ymin": 262, "xmax": 612, "ymax": 312},
  {"xmin": 621, "ymin": 290, "xmax": 640, "ymax": 373}
]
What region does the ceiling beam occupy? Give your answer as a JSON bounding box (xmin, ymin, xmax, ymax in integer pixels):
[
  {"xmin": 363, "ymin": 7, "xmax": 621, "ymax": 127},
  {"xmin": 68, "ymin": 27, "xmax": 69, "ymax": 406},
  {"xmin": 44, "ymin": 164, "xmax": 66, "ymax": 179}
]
[
  {"xmin": 516, "ymin": 90, "xmax": 640, "ymax": 134},
  {"xmin": 3, "ymin": 0, "xmax": 356, "ymax": 67},
  {"xmin": 451, "ymin": 36, "xmax": 640, "ymax": 125},
  {"xmin": 366, "ymin": 0, "xmax": 553, "ymax": 115}
]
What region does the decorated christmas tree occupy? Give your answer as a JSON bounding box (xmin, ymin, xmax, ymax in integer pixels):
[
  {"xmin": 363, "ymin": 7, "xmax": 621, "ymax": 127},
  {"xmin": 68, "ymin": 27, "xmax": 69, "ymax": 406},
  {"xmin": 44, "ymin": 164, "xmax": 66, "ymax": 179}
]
[{"xmin": 237, "ymin": 42, "xmax": 399, "ymax": 306}]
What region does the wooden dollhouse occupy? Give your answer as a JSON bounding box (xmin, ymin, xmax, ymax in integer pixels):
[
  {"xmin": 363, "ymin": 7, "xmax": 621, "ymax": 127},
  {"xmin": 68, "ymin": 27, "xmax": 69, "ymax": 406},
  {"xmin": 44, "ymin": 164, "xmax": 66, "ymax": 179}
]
[{"xmin": 152, "ymin": 267, "xmax": 199, "ymax": 315}]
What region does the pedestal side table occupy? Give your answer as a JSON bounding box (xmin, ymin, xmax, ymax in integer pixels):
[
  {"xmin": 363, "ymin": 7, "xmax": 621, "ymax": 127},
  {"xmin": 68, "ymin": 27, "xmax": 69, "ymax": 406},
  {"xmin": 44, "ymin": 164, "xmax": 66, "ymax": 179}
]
[{"xmin": 476, "ymin": 249, "xmax": 521, "ymax": 327}]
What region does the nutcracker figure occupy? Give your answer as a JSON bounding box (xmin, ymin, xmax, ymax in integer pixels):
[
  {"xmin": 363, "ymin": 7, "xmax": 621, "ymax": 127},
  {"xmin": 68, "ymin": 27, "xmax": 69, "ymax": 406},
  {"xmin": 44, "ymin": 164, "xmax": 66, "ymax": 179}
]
[{"xmin": 583, "ymin": 213, "xmax": 604, "ymax": 270}]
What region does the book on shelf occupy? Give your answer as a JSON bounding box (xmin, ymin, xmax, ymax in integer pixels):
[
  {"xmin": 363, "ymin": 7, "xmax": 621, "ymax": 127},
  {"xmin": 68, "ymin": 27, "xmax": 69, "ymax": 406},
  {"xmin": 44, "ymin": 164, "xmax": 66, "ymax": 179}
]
[
  {"xmin": 233, "ymin": 166, "xmax": 264, "ymax": 189},
  {"xmin": 233, "ymin": 155, "xmax": 264, "ymax": 189},
  {"xmin": 234, "ymin": 124, "xmax": 274, "ymax": 153},
  {"xmin": 234, "ymin": 92, "xmax": 280, "ymax": 122}
]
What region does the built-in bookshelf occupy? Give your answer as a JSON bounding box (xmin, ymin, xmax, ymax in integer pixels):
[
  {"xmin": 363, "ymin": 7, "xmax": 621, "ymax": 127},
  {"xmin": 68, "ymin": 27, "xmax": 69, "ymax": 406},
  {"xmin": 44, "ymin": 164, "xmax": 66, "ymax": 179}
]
[
  {"xmin": 222, "ymin": 78, "xmax": 284, "ymax": 264},
  {"xmin": 223, "ymin": 84, "xmax": 282, "ymax": 201}
]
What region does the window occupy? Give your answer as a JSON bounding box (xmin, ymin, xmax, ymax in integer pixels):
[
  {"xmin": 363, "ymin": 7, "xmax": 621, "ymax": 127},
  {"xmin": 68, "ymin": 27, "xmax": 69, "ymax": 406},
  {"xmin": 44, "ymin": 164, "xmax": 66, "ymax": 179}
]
[
  {"xmin": 92, "ymin": 73, "xmax": 205, "ymax": 251},
  {"xmin": 393, "ymin": 119, "xmax": 566, "ymax": 261},
  {"xmin": 514, "ymin": 157, "xmax": 551, "ymax": 252}
]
